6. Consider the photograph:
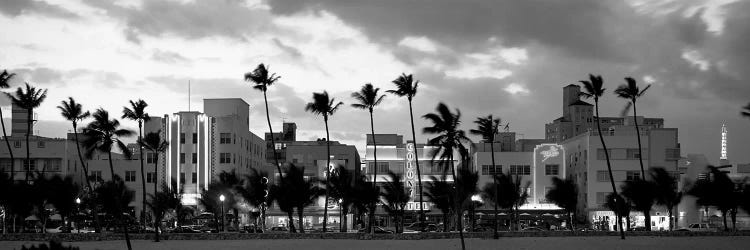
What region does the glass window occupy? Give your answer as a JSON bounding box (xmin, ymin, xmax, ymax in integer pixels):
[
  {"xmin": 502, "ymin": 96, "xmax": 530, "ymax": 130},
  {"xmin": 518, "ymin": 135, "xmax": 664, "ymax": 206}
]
[
  {"xmin": 13, "ymin": 141, "xmax": 21, "ymax": 148},
  {"xmin": 46, "ymin": 159, "xmax": 61, "ymax": 172},
  {"xmin": 125, "ymin": 171, "xmax": 136, "ymax": 182},
  {"xmin": 146, "ymin": 172, "xmax": 155, "ymax": 183},
  {"xmin": 180, "ymin": 153, "xmax": 185, "ymax": 164},
  {"xmin": 192, "ymin": 172, "xmax": 197, "ymax": 183},
  {"xmin": 220, "ymin": 133, "xmax": 231, "ymax": 144},
  {"xmin": 180, "ymin": 133, "xmax": 185, "ymax": 144},
  {"xmin": 220, "ymin": 153, "xmax": 231, "ymax": 164},
  {"xmin": 597, "ymin": 171, "xmax": 610, "ymax": 182},
  {"xmin": 509, "ymin": 165, "xmax": 530, "ymax": 175},
  {"xmin": 626, "ymin": 171, "xmax": 641, "ymax": 181},
  {"xmin": 147, "ymin": 153, "xmax": 157, "ymax": 164},
  {"xmin": 37, "ymin": 141, "xmax": 45, "ymax": 148},
  {"xmin": 545, "ymin": 164, "xmax": 559, "ymax": 175},
  {"xmin": 23, "ymin": 159, "xmax": 36, "ymax": 171},
  {"xmin": 481, "ymin": 165, "xmax": 501, "ymax": 175},
  {"xmin": 179, "ymin": 172, "xmax": 185, "ymax": 184},
  {"xmin": 192, "ymin": 153, "xmax": 197, "ymax": 164},
  {"xmin": 192, "ymin": 133, "xmax": 198, "ymax": 144},
  {"xmin": 90, "ymin": 171, "xmax": 103, "ymax": 182},
  {"xmin": 596, "ymin": 192, "xmax": 608, "ymax": 204}
]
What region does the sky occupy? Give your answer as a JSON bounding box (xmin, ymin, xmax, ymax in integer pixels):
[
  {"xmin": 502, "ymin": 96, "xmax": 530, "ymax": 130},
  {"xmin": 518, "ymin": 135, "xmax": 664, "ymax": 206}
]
[{"xmin": 0, "ymin": 0, "xmax": 749, "ymax": 164}]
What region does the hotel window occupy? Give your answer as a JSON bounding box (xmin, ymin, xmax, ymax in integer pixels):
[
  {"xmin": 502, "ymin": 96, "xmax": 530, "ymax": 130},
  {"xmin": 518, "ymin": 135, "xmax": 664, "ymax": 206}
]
[
  {"xmin": 509, "ymin": 165, "xmax": 530, "ymax": 175},
  {"xmin": 220, "ymin": 153, "xmax": 231, "ymax": 164},
  {"xmin": 192, "ymin": 153, "xmax": 197, "ymax": 164},
  {"xmin": 180, "ymin": 133, "xmax": 185, "ymax": 144},
  {"xmin": 367, "ymin": 162, "xmax": 389, "ymax": 174},
  {"xmin": 192, "ymin": 172, "xmax": 197, "ymax": 183},
  {"xmin": 180, "ymin": 153, "xmax": 185, "ymax": 164},
  {"xmin": 626, "ymin": 149, "xmax": 641, "ymax": 159},
  {"xmin": 220, "ymin": 133, "xmax": 231, "ymax": 144},
  {"xmin": 275, "ymin": 143, "xmax": 282, "ymax": 150},
  {"xmin": 147, "ymin": 153, "xmax": 157, "ymax": 164},
  {"xmin": 596, "ymin": 171, "xmax": 610, "ymax": 182},
  {"xmin": 0, "ymin": 159, "xmax": 11, "ymax": 172},
  {"xmin": 14, "ymin": 141, "xmax": 21, "ymax": 148},
  {"xmin": 90, "ymin": 171, "xmax": 103, "ymax": 182},
  {"xmin": 545, "ymin": 164, "xmax": 559, "ymax": 175},
  {"xmin": 596, "ymin": 192, "xmax": 608, "ymax": 204},
  {"xmin": 626, "ymin": 171, "xmax": 641, "ymax": 181},
  {"xmin": 46, "ymin": 159, "xmax": 61, "ymax": 172},
  {"xmin": 146, "ymin": 172, "xmax": 155, "ymax": 183},
  {"xmin": 481, "ymin": 165, "xmax": 501, "ymax": 175},
  {"xmin": 179, "ymin": 172, "xmax": 185, "ymax": 184},
  {"xmin": 192, "ymin": 132, "xmax": 198, "ymax": 144},
  {"xmin": 37, "ymin": 141, "xmax": 45, "ymax": 148},
  {"xmin": 23, "ymin": 159, "xmax": 36, "ymax": 171},
  {"xmin": 125, "ymin": 171, "xmax": 136, "ymax": 182},
  {"xmin": 596, "ymin": 149, "xmax": 612, "ymax": 160}
]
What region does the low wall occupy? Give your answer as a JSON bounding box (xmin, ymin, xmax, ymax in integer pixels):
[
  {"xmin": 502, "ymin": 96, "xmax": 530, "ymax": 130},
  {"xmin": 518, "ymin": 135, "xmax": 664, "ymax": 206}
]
[{"xmin": 2, "ymin": 231, "xmax": 750, "ymax": 241}]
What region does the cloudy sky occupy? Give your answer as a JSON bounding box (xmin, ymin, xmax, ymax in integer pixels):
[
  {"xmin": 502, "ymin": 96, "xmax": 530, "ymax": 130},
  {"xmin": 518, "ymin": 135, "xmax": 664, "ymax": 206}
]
[{"xmin": 1, "ymin": 0, "xmax": 748, "ymax": 164}]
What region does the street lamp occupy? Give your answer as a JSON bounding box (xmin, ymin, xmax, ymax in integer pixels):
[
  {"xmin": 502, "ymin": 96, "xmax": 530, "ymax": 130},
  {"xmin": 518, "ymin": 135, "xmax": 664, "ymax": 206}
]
[
  {"xmin": 219, "ymin": 194, "xmax": 226, "ymax": 233},
  {"xmin": 75, "ymin": 198, "xmax": 81, "ymax": 233}
]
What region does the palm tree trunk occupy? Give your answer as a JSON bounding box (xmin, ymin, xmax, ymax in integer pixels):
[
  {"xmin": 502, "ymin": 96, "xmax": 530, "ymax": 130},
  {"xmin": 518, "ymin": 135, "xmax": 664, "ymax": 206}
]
[
  {"xmin": 287, "ymin": 211, "xmax": 296, "ymax": 233},
  {"xmin": 632, "ymin": 102, "xmax": 646, "ymax": 178},
  {"xmin": 594, "ymin": 101, "xmax": 623, "ymax": 239},
  {"xmin": 450, "ymin": 154, "xmax": 466, "ymax": 250},
  {"xmin": 153, "ymin": 153, "xmax": 159, "ymax": 241},
  {"xmin": 323, "ymin": 117, "xmax": 331, "ymax": 233},
  {"xmin": 489, "ymin": 141, "xmax": 499, "ymax": 239},
  {"xmin": 72, "ymin": 125, "xmax": 101, "ymax": 233},
  {"xmin": 722, "ymin": 210, "xmax": 728, "ymax": 231},
  {"xmin": 442, "ymin": 212, "xmax": 448, "ymax": 232},
  {"xmin": 668, "ymin": 207, "xmax": 673, "ymax": 231},
  {"xmin": 138, "ymin": 122, "xmax": 147, "ymax": 232},
  {"xmin": 262, "ymin": 91, "xmax": 285, "ymax": 186},
  {"xmin": 108, "ymin": 150, "xmax": 132, "ymax": 250},
  {"xmin": 643, "ymin": 209, "xmax": 651, "ymax": 231},
  {"xmin": 25, "ymin": 110, "xmax": 31, "ymax": 183},
  {"xmin": 369, "ymin": 110, "xmax": 378, "ymax": 235},
  {"xmin": 297, "ymin": 208, "xmax": 305, "ymax": 233},
  {"xmin": 569, "ymin": 212, "xmax": 574, "ymax": 230},
  {"xmin": 0, "ymin": 108, "xmax": 14, "ymax": 181},
  {"xmin": 108, "ymin": 151, "xmax": 116, "ymax": 181},
  {"xmin": 407, "ymin": 100, "xmax": 425, "ymax": 222},
  {"xmin": 342, "ymin": 207, "xmax": 348, "ymax": 232}
]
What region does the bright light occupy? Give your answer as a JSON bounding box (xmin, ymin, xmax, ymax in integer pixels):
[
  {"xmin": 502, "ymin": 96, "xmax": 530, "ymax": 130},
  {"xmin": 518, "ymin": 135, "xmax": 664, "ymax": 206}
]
[
  {"xmin": 219, "ymin": 194, "xmax": 225, "ymax": 202},
  {"xmin": 471, "ymin": 194, "xmax": 482, "ymax": 202},
  {"xmin": 75, "ymin": 198, "xmax": 81, "ymax": 204}
]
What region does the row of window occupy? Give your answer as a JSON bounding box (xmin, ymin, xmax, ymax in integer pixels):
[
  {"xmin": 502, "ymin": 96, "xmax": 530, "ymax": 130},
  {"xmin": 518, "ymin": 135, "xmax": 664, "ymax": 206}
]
[
  {"xmin": 9, "ymin": 141, "xmax": 47, "ymax": 148},
  {"xmin": 596, "ymin": 170, "xmax": 642, "ymax": 182},
  {"xmin": 479, "ymin": 164, "xmax": 560, "ymax": 176},
  {"xmin": 0, "ymin": 159, "xmax": 62, "ymax": 171},
  {"xmin": 364, "ymin": 161, "xmax": 453, "ymax": 174},
  {"xmin": 181, "ymin": 132, "xmax": 263, "ymax": 156}
]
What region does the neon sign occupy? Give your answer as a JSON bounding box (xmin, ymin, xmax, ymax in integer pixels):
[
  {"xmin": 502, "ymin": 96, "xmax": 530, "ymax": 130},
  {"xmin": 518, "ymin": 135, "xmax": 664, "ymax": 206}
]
[
  {"xmin": 540, "ymin": 145, "xmax": 560, "ymax": 162},
  {"xmin": 405, "ymin": 143, "xmax": 416, "ymax": 198}
]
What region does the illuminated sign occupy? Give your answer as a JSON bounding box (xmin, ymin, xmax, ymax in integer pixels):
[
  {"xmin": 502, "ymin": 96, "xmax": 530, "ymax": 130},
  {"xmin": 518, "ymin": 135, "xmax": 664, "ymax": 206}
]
[
  {"xmin": 405, "ymin": 143, "xmax": 416, "ymax": 198},
  {"xmin": 540, "ymin": 145, "xmax": 560, "ymax": 162},
  {"xmin": 406, "ymin": 202, "xmax": 430, "ymax": 211}
]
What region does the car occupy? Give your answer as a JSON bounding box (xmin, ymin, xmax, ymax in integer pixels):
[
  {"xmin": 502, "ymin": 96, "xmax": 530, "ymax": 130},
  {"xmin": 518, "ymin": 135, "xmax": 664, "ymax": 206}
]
[
  {"xmin": 521, "ymin": 227, "xmax": 545, "ymax": 231},
  {"xmin": 357, "ymin": 226, "xmax": 395, "ymax": 234},
  {"xmin": 628, "ymin": 226, "xmax": 648, "ymax": 231},
  {"xmin": 170, "ymin": 226, "xmax": 201, "ymax": 233},
  {"xmin": 46, "ymin": 226, "xmax": 73, "ymax": 233},
  {"xmin": 680, "ymin": 223, "xmax": 718, "ymax": 232},
  {"xmin": 406, "ymin": 222, "xmax": 438, "ymax": 232},
  {"xmin": 74, "ymin": 227, "xmax": 96, "ymax": 234},
  {"xmin": 269, "ymin": 226, "xmax": 290, "ymax": 233}
]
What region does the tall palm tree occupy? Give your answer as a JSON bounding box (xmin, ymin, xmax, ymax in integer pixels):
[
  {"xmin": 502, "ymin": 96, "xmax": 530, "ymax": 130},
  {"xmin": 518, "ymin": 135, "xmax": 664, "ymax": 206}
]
[
  {"xmin": 469, "ymin": 114, "xmax": 502, "ymax": 238},
  {"xmin": 579, "ymin": 74, "xmax": 624, "ymax": 239},
  {"xmin": 82, "ymin": 109, "xmax": 134, "ymax": 180},
  {"xmin": 122, "ymin": 99, "xmax": 150, "ymax": 230},
  {"xmin": 95, "ymin": 176, "xmax": 134, "ymax": 250},
  {"xmin": 269, "ymin": 174, "xmax": 297, "ymax": 233},
  {"xmin": 5, "ymin": 83, "xmax": 47, "ymax": 182},
  {"xmin": 138, "ymin": 130, "xmax": 168, "ymax": 234},
  {"xmin": 0, "ymin": 70, "xmax": 15, "ymax": 180},
  {"xmin": 328, "ymin": 165, "xmax": 354, "ymax": 232},
  {"xmin": 687, "ymin": 166, "xmax": 738, "ymax": 231},
  {"xmin": 456, "ymin": 166, "xmax": 479, "ymax": 232},
  {"xmin": 350, "ymin": 175, "xmax": 380, "ymax": 232},
  {"xmin": 388, "ymin": 73, "xmax": 426, "ymax": 221},
  {"xmin": 305, "ymin": 91, "xmax": 343, "ymax": 233},
  {"xmin": 285, "ymin": 164, "xmax": 322, "ymax": 233},
  {"xmin": 381, "ymin": 171, "xmax": 410, "ymax": 233},
  {"xmin": 351, "ymin": 83, "xmax": 386, "ymax": 233},
  {"xmin": 621, "ymin": 179, "xmax": 656, "ymax": 231},
  {"xmin": 236, "ymin": 168, "xmax": 270, "ymax": 230},
  {"xmin": 615, "ymin": 77, "xmax": 651, "ymax": 178},
  {"xmin": 650, "ymin": 168, "xmax": 682, "ymax": 231},
  {"xmin": 423, "ymin": 102, "xmax": 470, "ymax": 250},
  {"xmin": 545, "ymin": 177, "xmax": 578, "ymax": 230},
  {"xmin": 57, "ymin": 98, "xmax": 101, "ymax": 232},
  {"xmin": 425, "ymin": 175, "xmax": 453, "ymax": 232},
  {"xmin": 244, "ymin": 64, "xmax": 285, "ymax": 185}
]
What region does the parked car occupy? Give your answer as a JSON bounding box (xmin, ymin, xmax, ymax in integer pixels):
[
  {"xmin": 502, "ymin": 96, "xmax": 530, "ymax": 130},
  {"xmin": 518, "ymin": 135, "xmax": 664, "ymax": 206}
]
[
  {"xmin": 269, "ymin": 226, "xmax": 290, "ymax": 233},
  {"xmin": 170, "ymin": 226, "xmax": 201, "ymax": 233},
  {"xmin": 679, "ymin": 223, "xmax": 718, "ymax": 232},
  {"xmin": 46, "ymin": 226, "xmax": 73, "ymax": 233},
  {"xmin": 358, "ymin": 226, "xmax": 395, "ymax": 234},
  {"xmin": 406, "ymin": 222, "xmax": 438, "ymax": 232},
  {"xmin": 521, "ymin": 227, "xmax": 545, "ymax": 232}
]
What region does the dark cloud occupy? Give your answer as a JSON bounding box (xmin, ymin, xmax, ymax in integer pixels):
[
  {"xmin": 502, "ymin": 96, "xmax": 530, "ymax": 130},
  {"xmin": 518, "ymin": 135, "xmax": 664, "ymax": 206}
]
[
  {"xmin": 0, "ymin": 0, "xmax": 78, "ymax": 19},
  {"xmin": 151, "ymin": 49, "xmax": 191, "ymax": 65},
  {"xmin": 6, "ymin": 67, "xmax": 125, "ymax": 90},
  {"xmin": 268, "ymin": 0, "xmax": 624, "ymax": 60},
  {"xmin": 83, "ymin": 0, "xmax": 273, "ymax": 41},
  {"xmin": 9, "ymin": 67, "xmax": 64, "ymax": 85},
  {"xmin": 272, "ymin": 38, "xmax": 303, "ymax": 59}
]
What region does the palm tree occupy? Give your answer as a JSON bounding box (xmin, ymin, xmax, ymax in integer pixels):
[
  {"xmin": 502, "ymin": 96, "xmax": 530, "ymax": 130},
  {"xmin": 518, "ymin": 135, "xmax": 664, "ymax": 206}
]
[
  {"xmin": 305, "ymin": 91, "xmax": 343, "ymax": 233},
  {"xmin": 147, "ymin": 181, "xmax": 180, "ymax": 242},
  {"xmin": 579, "ymin": 74, "xmax": 624, "ymax": 239},
  {"xmin": 0, "ymin": 70, "xmax": 16, "ymax": 180},
  {"xmin": 95, "ymin": 176, "xmax": 134, "ymax": 250},
  {"xmin": 81, "ymin": 109, "xmax": 134, "ymax": 180},
  {"xmin": 425, "ymin": 175, "xmax": 453, "ymax": 232},
  {"xmin": 650, "ymin": 168, "xmax": 682, "ymax": 231},
  {"xmin": 456, "ymin": 166, "xmax": 479, "ymax": 232},
  {"xmin": 198, "ymin": 175, "xmax": 239, "ymax": 232},
  {"xmin": 615, "ymin": 77, "xmax": 651, "ymax": 178},
  {"xmin": 621, "ymin": 179, "xmax": 656, "ymax": 231},
  {"xmin": 5, "ymin": 83, "xmax": 47, "ymax": 182},
  {"xmin": 688, "ymin": 166, "xmax": 738, "ymax": 231},
  {"xmin": 285, "ymin": 164, "xmax": 322, "ymax": 233},
  {"xmin": 423, "ymin": 102, "xmax": 470, "ymax": 250},
  {"xmin": 57, "ymin": 98, "xmax": 101, "ymax": 232},
  {"xmin": 269, "ymin": 176, "xmax": 297, "ymax": 233},
  {"xmin": 388, "ymin": 73, "xmax": 426, "ymax": 221},
  {"xmin": 244, "ymin": 64, "xmax": 285, "ymax": 186},
  {"xmin": 328, "ymin": 165, "xmax": 354, "ymax": 232},
  {"xmin": 351, "ymin": 83, "xmax": 386, "ymax": 233},
  {"xmin": 469, "ymin": 114, "xmax": 502, "ymax": 238},
  {"xmin": 350, "ymin": 175, "xmax": 380, "ymax": 232},
  {"xmin": 138, "ymin": 130, "xmax": 168, "ymax": 234},
  {"xmin": 236, "ymin": 168, "xmax": 269, "ymax": 231},
  {"xmin": 381, "ymin": 171, "xmax": 410, "ymax": 233},
  {"xmin": 605, "ymin": 193, "xmax": 631, "ymax": 232},
  {"xmin": 122, "ymin": 99, "xmax": 150, "ymax": 230},
  {"xmin": 545, "ymin": 177, "xmax": 578, "ymax": 230}
]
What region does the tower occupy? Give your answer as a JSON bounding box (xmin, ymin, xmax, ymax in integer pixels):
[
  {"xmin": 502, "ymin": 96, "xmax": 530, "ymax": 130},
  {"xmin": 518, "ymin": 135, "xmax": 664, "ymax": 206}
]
[{"xmin": 720, "ymin": 124, "xmax": 729, "ymax": 165}]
